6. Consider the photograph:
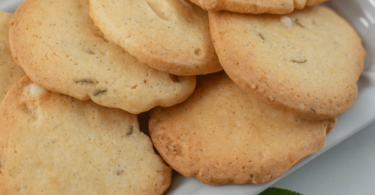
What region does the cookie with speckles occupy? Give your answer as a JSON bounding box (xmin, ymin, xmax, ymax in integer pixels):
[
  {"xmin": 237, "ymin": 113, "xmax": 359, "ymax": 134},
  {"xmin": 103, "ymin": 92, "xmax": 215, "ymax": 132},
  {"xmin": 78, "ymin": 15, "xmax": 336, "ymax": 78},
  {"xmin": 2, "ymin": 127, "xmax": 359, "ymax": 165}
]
[
  {"xmin": 9, "ymin": 0, "xmax": 196, "ymax": 114},
  {"xmin": 89, "ymin": 0, "xmax": 222, "ymax": 76},
  {"xmin": 149, "ymin": 72, "xmax": 336, "ymax": 185},
  {"xmin": 0, "ymin": 12, "xmax": 25, "ymax": 103},
  {"xmin": 190, "ymin": 0, "xmax": 326, "ymax": 14},
  {"xmin": 209, "ymin": 6, "xmax": 365, "ymax": 120},
  {"xmin": 0, "ymin": 76, "xmax": 171, "ymax": 195}
]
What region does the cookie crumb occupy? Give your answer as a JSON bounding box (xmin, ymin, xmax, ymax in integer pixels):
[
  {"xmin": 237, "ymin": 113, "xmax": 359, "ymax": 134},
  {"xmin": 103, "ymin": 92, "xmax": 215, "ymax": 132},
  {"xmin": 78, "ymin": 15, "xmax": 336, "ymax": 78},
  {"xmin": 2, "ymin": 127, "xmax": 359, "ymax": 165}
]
[
  {"xmin": 27, "ymin": 84, "xmax": 46, "ymax": 98},
  {"xmin": 280, "ymin": 16, "xmax": 292, "ymax": 26}
]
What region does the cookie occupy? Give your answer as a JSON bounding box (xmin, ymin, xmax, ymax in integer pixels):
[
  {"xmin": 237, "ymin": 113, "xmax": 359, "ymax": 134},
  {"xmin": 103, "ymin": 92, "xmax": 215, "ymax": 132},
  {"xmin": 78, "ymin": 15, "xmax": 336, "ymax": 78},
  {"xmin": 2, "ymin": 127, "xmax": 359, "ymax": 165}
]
[
  {"xmin": 190, "ymin": 0, "xmax": 326, "ymax": 14},
  {"xmin": 149, "ymin": 72, "xmax": 336, "ymax": 185},
  {"xmin": 89, "ymin": 0, "xmax": 222, "ymax": 76},
  {"xmin": 0, "ymin": 76, "xmax": 171, "ymax": 195},
  {"xmin": 0, "ymin": 12, "xmax": 25, "ymax": 103},
  {"xmin": 9, "ymin": 0, "xmax": 196, "ymax": 114},
  {"xmin": 209, "ymin": 6, "xmax": 365, "ymax": 120}
]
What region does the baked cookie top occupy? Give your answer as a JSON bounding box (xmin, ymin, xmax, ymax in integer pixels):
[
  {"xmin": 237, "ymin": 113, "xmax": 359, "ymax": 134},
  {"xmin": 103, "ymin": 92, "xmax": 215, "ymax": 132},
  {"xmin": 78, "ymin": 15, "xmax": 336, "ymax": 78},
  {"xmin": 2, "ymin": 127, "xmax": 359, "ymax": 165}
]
[
  {"xmin": 0, "ymin": 12, "xmax": 25, "ymax": 103},
  {"xmin": 9, "ymin": 0, "xmax": 196, "ymax": 114},
  {"xmin": 0, "ymin": 76, "xmax": 171, "ymax": 195},
  {"xmin": 209, "ymin": 6, "xmax": 365, "ymax": 120},
  {"xmin": 190, "ymin": 0, "xmax": 326, "ymax": 14},
  {"xmin": 89, "ymin": 0, "xmax": 222, "ymax": 76},
  {"xmin": 149, "ymin": 72, "xmax": 336, "ymax": 185}
]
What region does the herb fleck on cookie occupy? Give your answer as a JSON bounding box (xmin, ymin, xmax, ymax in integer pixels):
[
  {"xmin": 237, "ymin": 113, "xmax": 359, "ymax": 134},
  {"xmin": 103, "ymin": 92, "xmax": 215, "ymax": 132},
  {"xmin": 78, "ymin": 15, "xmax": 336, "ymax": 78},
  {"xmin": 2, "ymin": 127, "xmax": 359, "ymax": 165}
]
[
  {"xmin": 75, "ymin": 79, "xmax": 95, "ymax": 84},
  {"xmin": 94, "ymin": 90, "xmax": 107, "ymax": 96},
  {"xmin": 258, "ymin": 33, "xmax": 265, "ymax": 40},
  {"xmin": 169, "ymin": 74, "xmax": 179, "ymax": 83},
  {"xmin": 295, "ymin": 19, "xmax": 305, "ymax": 28},
  {"xmin": 291, "ymin": 59, "xmax": 307, "ymax": 63},
  {"xmin": 127, "ymin": 126, "xmax": 134, "ymax": 136}
]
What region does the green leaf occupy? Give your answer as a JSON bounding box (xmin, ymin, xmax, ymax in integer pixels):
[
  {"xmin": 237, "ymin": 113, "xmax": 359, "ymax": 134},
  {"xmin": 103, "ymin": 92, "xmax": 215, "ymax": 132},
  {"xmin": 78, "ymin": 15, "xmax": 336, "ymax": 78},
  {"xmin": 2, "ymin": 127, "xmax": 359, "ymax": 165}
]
[{"xmin": 259, "ymin": 187, "xmax": 303, "ymax": 195}]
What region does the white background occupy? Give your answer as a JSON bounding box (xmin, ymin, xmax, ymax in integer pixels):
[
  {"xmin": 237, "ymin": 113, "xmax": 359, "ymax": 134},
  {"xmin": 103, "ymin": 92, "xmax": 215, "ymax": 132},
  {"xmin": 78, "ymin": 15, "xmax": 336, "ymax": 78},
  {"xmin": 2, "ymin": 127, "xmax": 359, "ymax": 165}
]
[{"xmin": 273, "ymin": 122, "xmax": 375, "ymax": 195}]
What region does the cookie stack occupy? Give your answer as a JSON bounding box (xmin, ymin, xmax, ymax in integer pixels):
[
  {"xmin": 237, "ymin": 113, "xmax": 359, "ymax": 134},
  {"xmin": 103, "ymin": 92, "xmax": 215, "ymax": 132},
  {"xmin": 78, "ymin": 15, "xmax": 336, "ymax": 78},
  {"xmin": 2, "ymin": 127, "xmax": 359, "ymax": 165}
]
[{"xmin": 0, "ymin": 0, "xmax": 365, "ymax": 194}]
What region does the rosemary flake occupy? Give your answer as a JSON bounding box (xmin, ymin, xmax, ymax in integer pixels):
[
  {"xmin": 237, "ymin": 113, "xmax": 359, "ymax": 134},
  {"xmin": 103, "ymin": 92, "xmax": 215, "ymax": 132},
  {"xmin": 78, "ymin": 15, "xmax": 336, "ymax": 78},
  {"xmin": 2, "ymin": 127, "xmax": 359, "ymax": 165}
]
[
  {"xmin": 75, "ymin": 79, "xmax": 94, "ymax": 84},
  {"xmin": 295, "ymin": 19, "xmax": 305, "ymax": 28},
  {"xmin": 258, "ymin": 33, "xmax": 265, "ymax": 40},
  {"xmin": 291, "ymin": 59, "xmax": 307, "ymax": 63},
  {"xmin": 94, "ymin": 90, "xmax": 107, "ymax": 96},
  {"xmin": 127, "ymin": 126, "xmax": 133, "ymax": 136}
]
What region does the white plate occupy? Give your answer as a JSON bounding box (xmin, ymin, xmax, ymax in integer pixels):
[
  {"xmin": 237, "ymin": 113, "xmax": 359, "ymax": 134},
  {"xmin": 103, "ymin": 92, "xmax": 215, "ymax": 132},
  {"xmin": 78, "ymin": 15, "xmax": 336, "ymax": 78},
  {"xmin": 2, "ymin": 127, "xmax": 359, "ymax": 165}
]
[{"xmin": 2, "ymin": 0, "xmax": 375, "ymax": 194}]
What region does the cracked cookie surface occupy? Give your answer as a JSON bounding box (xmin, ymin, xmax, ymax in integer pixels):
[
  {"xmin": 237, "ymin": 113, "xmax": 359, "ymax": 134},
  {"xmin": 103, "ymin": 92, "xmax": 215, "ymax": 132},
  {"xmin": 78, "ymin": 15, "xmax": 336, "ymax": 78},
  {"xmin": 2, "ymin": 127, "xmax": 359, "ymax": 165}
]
[
  {"xmin": 149, "ymin": 72, "xmax": 336, "ymax": 185},
  {"xmin": 0, "ymin": 76, "xmax": 171, "ymax": 195},
  {"xmin": 89, "ymin": 0, "xmax": 222, "ymax": 76},
  {"xmin": 209, "ymin": 6, "xmax": 365, "ymax": 120},
  {"xmin": 9, "ymin": 0, "xmax": 195, "ymax": 114}
]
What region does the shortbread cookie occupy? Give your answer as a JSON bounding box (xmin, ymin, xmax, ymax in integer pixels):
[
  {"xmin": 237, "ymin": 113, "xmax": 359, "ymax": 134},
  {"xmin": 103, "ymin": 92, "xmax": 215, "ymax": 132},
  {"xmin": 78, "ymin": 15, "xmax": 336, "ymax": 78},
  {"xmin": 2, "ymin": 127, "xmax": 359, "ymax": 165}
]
[
  {"xmin": 150, "ymin": 72, "xmax": 336, "ymax": 185},
  {"xmin": 190, "ymin": 0, "xmax": 326, "ymax": 14},
  {"xmin": 9, "ymin": 0, "xmax": 196, "ymax": 114},
  {"xmin": 0, "ymin": 12, "xmax": 24, "ymax": 102},
  {"xmin": 209, "ymin": 6, "xmax": 365, "ymax": 120},
  {"xmin": 89, "ymin": 0, "xmax": 222, "ymax": 76},
  {"xmin": 0, "ymin": 76, "xmax": 171, "ymax": 195}
]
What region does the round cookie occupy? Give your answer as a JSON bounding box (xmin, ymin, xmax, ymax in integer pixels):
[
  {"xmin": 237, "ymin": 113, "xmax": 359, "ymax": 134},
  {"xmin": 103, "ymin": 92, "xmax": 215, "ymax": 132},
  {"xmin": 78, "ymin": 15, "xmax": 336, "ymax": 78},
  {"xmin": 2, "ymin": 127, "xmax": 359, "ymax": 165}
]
[
  {"xmin": 9, "ymin": 0, "xmax": 196, "ymax": 114},
  {"xmin": 89, "ymin": 0, "xmax": 222, "ymax": 76},
  {"xmin": 0, "ymin": 12, "xmax": 25, "ymax": 103},
  {"xmin": 0, "ymin": 76, "xmax": 171, "ymax": 195},
  {"xmin": 149, "ymin": 72, "xmax": 336, "ymax": 185},
  {"xmin": 190, "ymin": 0, "xmax": 327, "ymax": 14},
  {"xmin": 209, "ymin": 6, "xmax": 365, "ymax": 120}
]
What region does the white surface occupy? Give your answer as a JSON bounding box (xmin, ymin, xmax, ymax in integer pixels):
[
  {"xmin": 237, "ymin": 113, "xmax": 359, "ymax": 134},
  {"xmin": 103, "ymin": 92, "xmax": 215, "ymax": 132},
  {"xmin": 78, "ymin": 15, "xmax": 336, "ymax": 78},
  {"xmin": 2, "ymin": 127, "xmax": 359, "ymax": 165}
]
[
  {"xmin": 0, "ymin": 0, "xmax": 23, "ymax": 12},
  {"xmin": 273, "ymin": 122, "xmax": 375, "ymax": 195},
  {"xmin": 2, "ymin": 0, "xmax": 375, "ymax": 194}
]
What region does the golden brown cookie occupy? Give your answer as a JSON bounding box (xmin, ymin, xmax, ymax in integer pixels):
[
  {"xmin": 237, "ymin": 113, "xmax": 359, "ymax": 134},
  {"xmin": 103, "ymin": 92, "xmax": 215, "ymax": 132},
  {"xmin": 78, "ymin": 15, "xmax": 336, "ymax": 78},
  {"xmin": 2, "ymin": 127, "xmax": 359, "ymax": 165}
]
[
  {"xmin": 190, "ymin": 0, "xmax": 326, "ymax": 14},
  {"xmin": 0, "ymin": 76, "xmax": 171, "ymax": 195},
  {"xmin": 89, "ymin": 0, "xmax": 222, "ymax": 76},
  {"xmin": 209, "ymin": 6, "xmax": 365, "ymax": 120},
  {"xmin": 149, "ymin": 72, "xmax": 336, "ymax": 185},
  {"xmin": 0, "ymin": 12, "xmax": 24, "ymax": 103},
  {"xmin": 9, "ymin": 0, "xmax": 196, "ymax": 114}
]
